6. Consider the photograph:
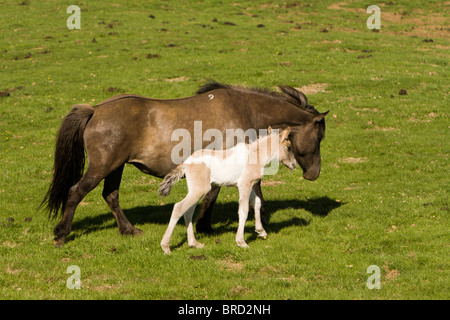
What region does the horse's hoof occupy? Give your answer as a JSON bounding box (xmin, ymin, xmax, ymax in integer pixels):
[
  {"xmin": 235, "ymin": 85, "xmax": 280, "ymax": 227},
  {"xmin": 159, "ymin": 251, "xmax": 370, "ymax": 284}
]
[
  {"xmin": 258, "ymin": 235, "xmax": 267, "ymax": 240},
  {"xmin": 53, "ymin": 236, "xmax": 66, "ymax": 248},
  {"xmin": 122, "ymin": 227, "xmax": 143, "ymax": 237},
  {"xmin": 131, "ymin": 228, "xmax": 144, "ymax": 237}
]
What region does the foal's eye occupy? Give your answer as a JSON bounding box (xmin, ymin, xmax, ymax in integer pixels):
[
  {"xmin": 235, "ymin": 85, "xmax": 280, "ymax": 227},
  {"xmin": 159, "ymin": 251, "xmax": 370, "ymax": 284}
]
[{"xmin": 287, "ymin": 147, "xmax": 291, "ymax": 152}]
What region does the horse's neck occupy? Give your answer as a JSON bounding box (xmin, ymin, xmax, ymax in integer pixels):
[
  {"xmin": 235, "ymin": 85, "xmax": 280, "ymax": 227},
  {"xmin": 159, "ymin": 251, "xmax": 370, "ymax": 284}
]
[{"xmin": 250, "ymin": 98, "xmax": 312, "ymax": 128}]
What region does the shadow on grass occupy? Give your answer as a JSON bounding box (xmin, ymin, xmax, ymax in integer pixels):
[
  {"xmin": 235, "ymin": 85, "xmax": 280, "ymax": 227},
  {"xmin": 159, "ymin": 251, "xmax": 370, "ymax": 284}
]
[{"xmin": 70, "ymin": 196, "xmax": 343, "ymax": 242}]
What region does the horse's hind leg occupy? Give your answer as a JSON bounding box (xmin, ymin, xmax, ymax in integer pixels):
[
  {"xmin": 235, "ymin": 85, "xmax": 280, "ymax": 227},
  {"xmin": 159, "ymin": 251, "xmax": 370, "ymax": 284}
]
[
  {"xmin": 102, "ymin": 164, "xmax": 143, "ymax": 237},
  {"xmin": 195, "ymin": 185, "xmax": 221, "ymax": 234},
  {"xmin": 53, "ymin": 166, "xmax": 105, "ymax": 247}
]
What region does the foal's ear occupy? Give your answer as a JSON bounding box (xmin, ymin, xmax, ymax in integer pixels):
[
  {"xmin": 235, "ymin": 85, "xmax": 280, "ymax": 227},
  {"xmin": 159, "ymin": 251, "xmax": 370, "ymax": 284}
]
[
  {"xmin": 267, "ymin": 126, "xmax": 272, "ymax": 135},
  {"xmin": 280, "ymin": 126, "xmax": 291, "ymax": 141}
]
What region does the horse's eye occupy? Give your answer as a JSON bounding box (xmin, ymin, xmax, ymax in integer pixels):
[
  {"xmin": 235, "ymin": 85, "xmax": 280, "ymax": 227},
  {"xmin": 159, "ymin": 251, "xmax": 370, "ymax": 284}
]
[{"xmin": 287, "ymin": 147, "xmax": 291, "ymax": 152}]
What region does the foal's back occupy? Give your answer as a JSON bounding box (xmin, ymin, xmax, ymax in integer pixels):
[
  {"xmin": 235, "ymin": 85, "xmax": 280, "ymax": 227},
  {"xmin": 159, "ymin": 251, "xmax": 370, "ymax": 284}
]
[{"xmin": 185, "ymin": 143, "xmax": 249, "ymax": 186}]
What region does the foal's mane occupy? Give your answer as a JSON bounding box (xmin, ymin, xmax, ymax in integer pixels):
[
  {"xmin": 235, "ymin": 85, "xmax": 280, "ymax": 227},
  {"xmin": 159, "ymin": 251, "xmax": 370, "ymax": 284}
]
[{"xmin": 196, "ymin": 80, "xmax": 319, "ymax": 115}]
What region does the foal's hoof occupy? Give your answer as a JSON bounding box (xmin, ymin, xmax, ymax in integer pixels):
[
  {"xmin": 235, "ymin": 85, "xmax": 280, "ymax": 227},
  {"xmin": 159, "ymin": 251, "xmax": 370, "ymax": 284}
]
[
  {"xmin": 189, "ymin": 241, "xmax": 205, "ymax": 249},
  {"xmin": 53, "ymin": 236, "xmax": 66, "ymax": 248},
  {"xmin": 161, "ymin": 243, "xmax": 171, "ymax": 254},
  {"xmin": 236, "ymin": 241, "xmax": 249, "ymax": 249},
  {"xmin": 256, "ymin": 229, "xmax": 268, "ymax": 240}
]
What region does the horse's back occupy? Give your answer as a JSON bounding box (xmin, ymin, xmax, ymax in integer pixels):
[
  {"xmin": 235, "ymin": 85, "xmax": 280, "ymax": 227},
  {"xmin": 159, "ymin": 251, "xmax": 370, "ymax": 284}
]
[
  {"xmin": 81, "ymin": 89, "xmax": 252, "ymax": 176},
  {"xmin": 94, "ymin": 94, "xmax": 152, "ymax": 107}
]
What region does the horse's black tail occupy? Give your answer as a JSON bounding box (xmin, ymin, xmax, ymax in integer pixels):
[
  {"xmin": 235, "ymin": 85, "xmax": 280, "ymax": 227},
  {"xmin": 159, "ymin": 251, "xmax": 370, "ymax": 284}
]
[
  {"xmin": 40, "ymin": 104, "xmax": 95, "ymax": 219},
  {"xmin": 158, "ymin": 165, "xmax": 185, "ymax": 197}
]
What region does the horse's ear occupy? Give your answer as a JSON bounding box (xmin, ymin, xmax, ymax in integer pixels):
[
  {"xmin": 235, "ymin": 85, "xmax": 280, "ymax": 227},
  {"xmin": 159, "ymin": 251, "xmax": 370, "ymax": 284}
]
[
  {"xmin": 268, "ymin": 126, "xmax": 272, "ymax": 134},
  {"xmin": 314, "ymin": 111, "xmax": 329, "ymax": 123},
  {"xmin": 279, "ymin": 85, "xmax": 308, "ymax": 108}
]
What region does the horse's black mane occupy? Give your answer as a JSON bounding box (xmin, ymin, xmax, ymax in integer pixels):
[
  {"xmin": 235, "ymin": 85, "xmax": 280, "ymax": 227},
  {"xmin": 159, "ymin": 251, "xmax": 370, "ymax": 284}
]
[{"xmin": 196, "ymin": 80, "xmax": 319, "ymax": 114}]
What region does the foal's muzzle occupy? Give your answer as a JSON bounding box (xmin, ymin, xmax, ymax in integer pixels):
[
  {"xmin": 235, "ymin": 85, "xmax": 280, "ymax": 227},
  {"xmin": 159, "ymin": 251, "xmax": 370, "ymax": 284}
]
[{"xmin": 287, "ymin": 160, "xmax": 298, "ymax": 170}]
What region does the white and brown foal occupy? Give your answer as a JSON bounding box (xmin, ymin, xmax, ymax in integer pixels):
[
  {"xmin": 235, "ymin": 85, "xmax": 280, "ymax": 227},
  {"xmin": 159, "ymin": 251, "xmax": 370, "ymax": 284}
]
[{"xmin": 158, "ymin": 126, "xmax": 297, "ymax": 254}]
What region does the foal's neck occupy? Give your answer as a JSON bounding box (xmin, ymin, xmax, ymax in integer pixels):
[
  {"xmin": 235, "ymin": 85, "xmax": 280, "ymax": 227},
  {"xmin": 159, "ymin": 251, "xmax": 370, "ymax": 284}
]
[{"xmin": 248, "ymin": 134, "xmax": 278, "ymax": 168}]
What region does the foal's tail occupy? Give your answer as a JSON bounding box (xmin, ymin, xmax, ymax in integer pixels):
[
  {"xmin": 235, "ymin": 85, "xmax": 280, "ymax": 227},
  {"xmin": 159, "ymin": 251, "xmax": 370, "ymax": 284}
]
[
  {"xmin": 158, "ymin": 165, "xmax": 185, "ymax": 197},
  {"xmin": 40, "ymin": 104, "xmax": 95, "ymax": 219}
]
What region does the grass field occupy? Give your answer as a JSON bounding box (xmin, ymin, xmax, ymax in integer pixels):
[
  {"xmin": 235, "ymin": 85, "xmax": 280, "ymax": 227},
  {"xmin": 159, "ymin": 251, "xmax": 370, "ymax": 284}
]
[{"xmin": 0, "ymin": 0, "xmax": 448, "ymax": 300}]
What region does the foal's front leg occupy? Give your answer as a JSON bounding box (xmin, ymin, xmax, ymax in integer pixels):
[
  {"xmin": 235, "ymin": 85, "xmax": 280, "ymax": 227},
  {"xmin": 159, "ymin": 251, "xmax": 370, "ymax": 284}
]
[{"xmin": 236, "ymin": 183, "xmax": 253, "ymax": 248}]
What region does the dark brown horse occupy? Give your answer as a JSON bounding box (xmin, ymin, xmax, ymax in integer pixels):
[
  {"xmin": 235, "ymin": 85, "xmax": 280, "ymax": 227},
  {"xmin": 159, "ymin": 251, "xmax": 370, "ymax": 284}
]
[{"xmin": 41, "ymin": 81, "xmax": 328, "ymax": 247}]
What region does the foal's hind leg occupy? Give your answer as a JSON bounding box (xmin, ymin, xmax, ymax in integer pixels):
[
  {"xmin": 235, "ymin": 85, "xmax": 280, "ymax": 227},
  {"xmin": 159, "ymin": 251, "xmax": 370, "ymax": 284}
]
[
  {"xmin": 184, "ymin": 203, "xmax": 204, "ymax": 250},
  {"xmin": 252, "ymin": 181, "xmax": 268, "ymax": 225},
  {"xmin": 161, "ymin": 164, "xmax": 211, "ymax": 254},
  {"xmin": 250, "ymin": 189, "xmax": 267, "ymax": 240},
  {"xmin": 161, "ymin": 192, "xmax": 203, "ymax": 254},
  {"xmin": 53, "ymin": 167, "xmax": 105, "ymax": 247},
  {"xmin": 102, "ymin": 164, "xmax": 143, "ymax": 237},
  {"xmin": 184, "ymin": 165, "xmax": 211, "ymax": 250}
]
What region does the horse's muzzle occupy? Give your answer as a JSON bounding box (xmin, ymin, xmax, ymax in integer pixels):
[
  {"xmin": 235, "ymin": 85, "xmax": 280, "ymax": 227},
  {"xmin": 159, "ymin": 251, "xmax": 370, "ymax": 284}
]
[{"xmin": 302, "ymin": 167, "xmax": 320, "ymax": 181}]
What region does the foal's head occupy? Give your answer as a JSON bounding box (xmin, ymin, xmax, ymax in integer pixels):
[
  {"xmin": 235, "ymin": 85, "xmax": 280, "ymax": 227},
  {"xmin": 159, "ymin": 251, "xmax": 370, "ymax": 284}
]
[{"xmin": 268, "ymin": 126, "xmax": 297, "ymax": 170}]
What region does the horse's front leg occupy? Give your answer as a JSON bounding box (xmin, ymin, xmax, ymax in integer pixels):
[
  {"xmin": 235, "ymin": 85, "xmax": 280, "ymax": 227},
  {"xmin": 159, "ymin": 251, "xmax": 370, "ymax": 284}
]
[{"xmin": 236, "ymin": 183, "xmax": 252, "ymax": 248}]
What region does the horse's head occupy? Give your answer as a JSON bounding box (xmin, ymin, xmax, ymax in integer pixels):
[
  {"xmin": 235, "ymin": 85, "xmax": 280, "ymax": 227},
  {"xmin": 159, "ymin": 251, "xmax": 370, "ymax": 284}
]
[
  {"xmin": 291, "ymin": 111, "xmax": 328, "ymax": 181},
  {"xmin": 276, "ymin": 85, "xmax": 329, "ymax": 181}
]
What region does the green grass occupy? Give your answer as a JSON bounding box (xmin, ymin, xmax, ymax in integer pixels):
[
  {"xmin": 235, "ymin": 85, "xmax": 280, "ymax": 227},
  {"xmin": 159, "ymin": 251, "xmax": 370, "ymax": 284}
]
[{"xmin": 0, "ymin": 0, "xmax": 448, "ymax": 299}]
